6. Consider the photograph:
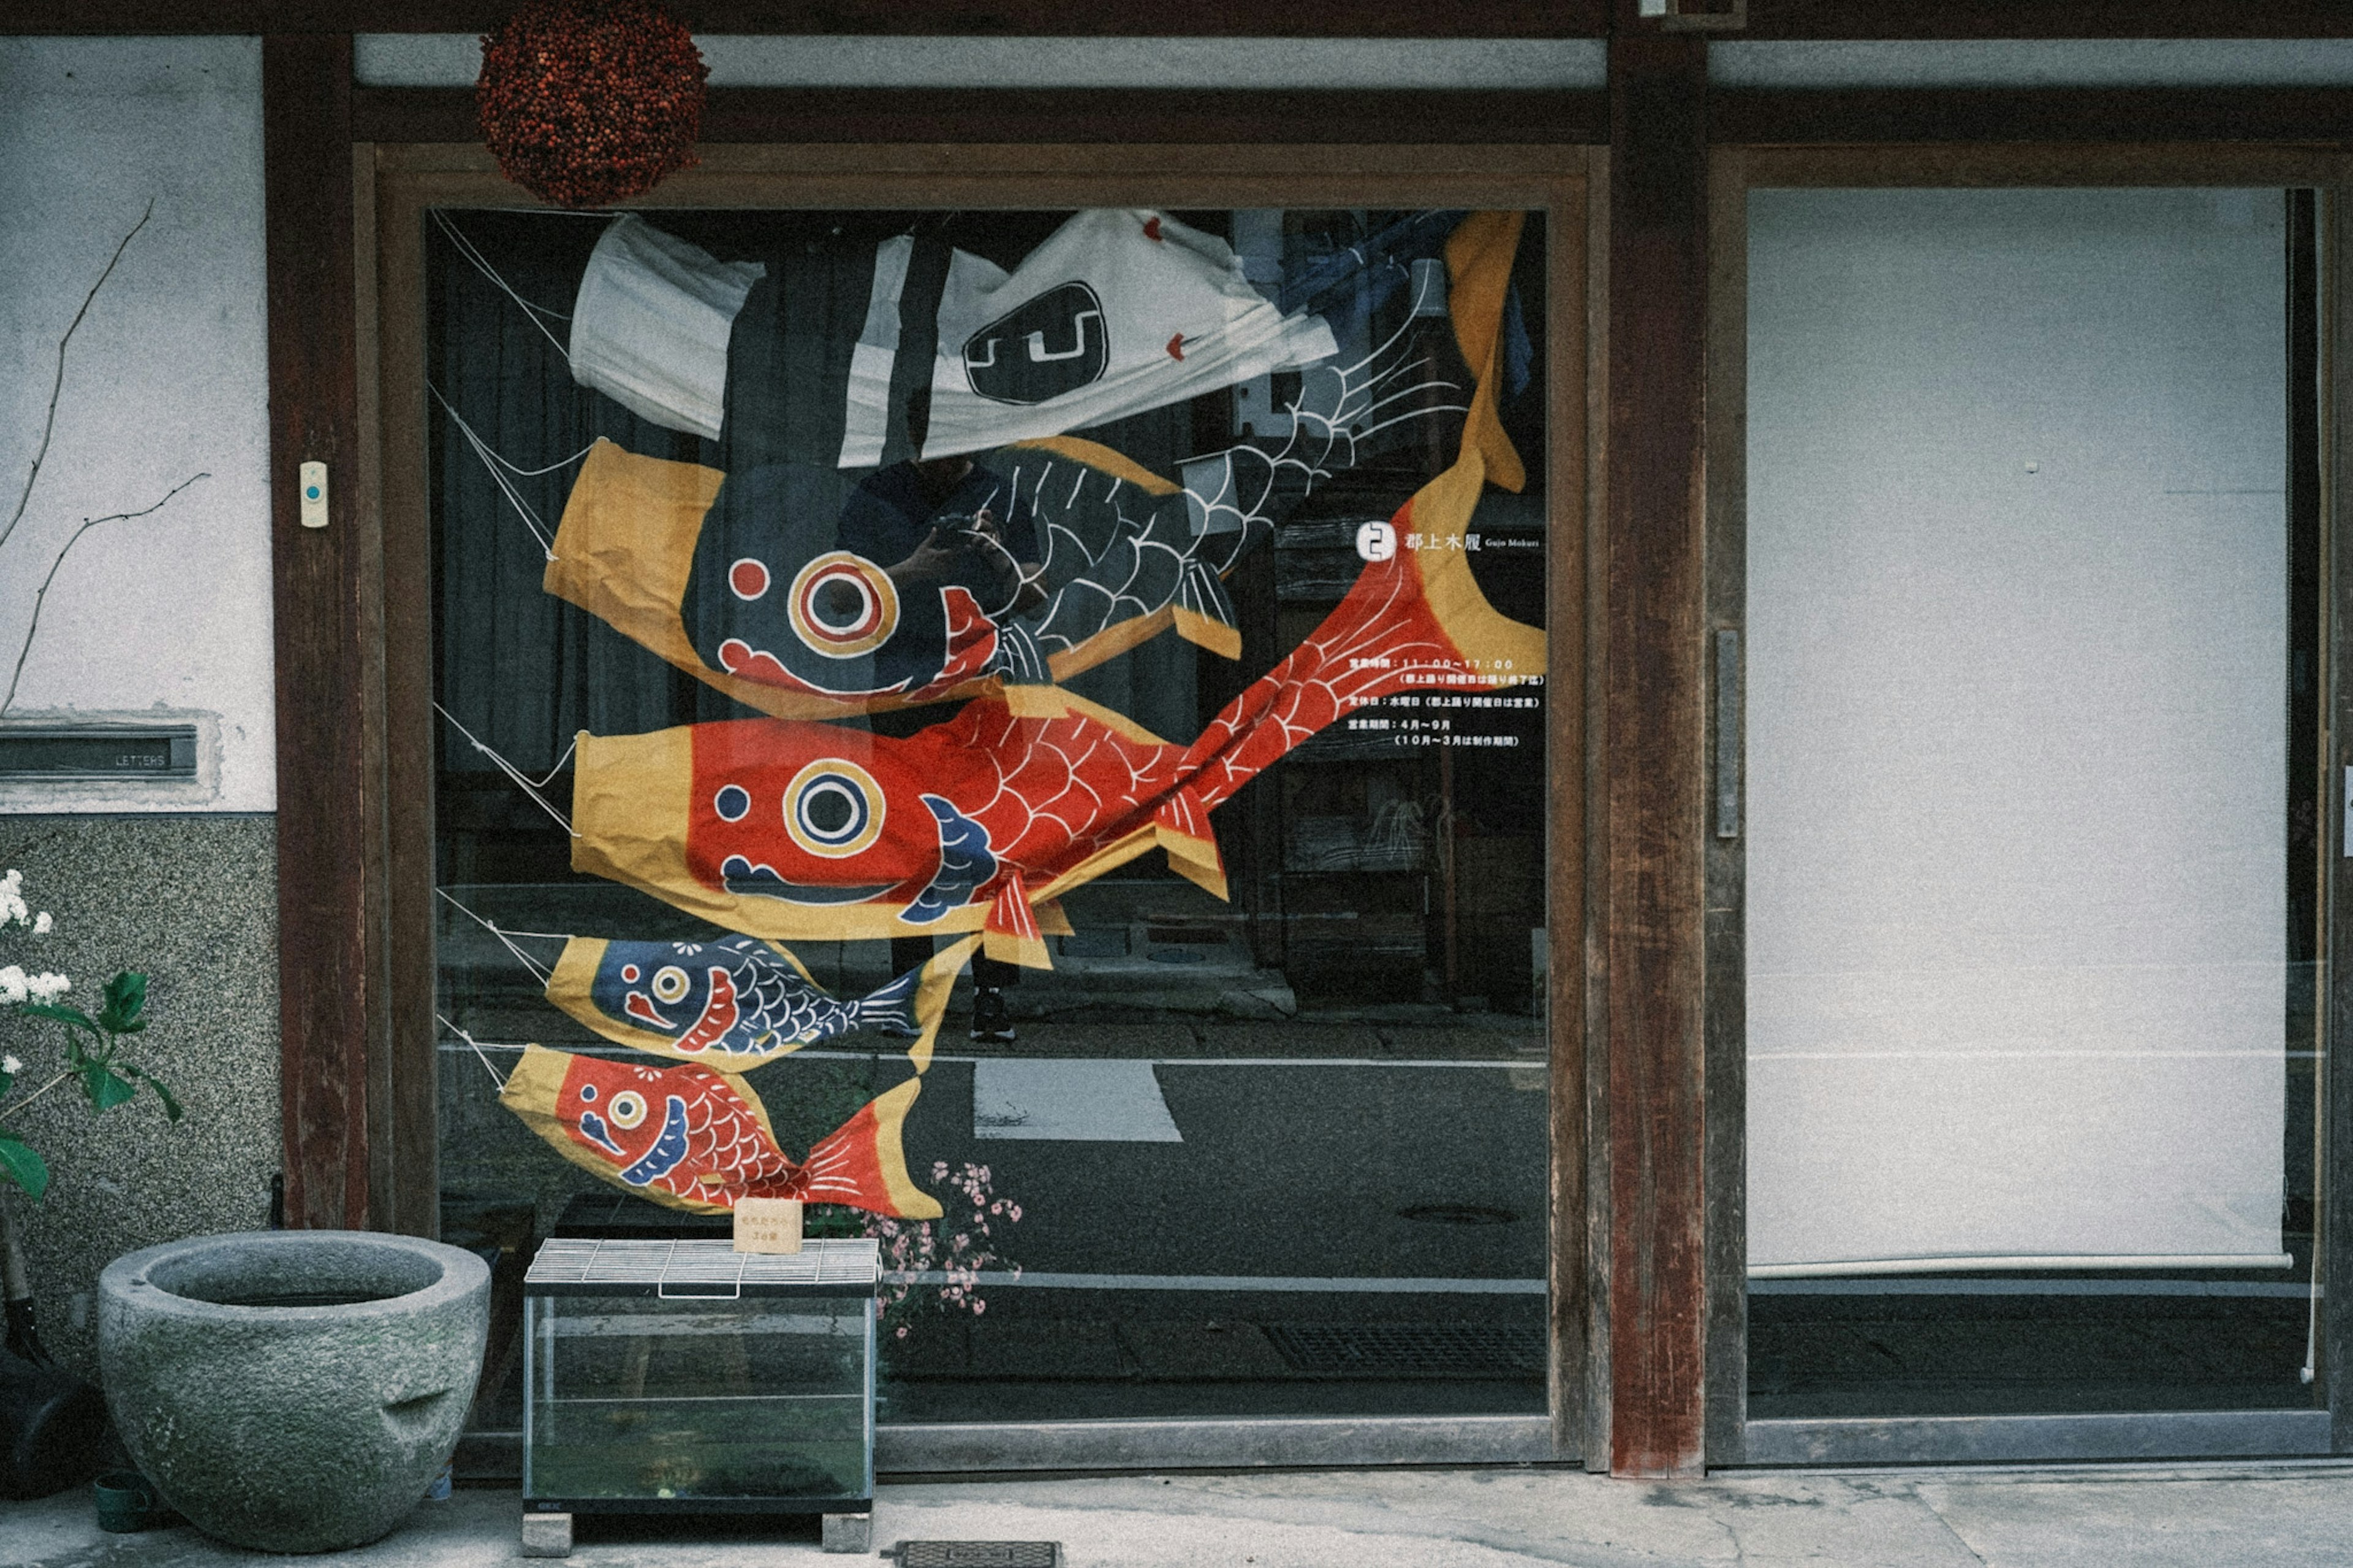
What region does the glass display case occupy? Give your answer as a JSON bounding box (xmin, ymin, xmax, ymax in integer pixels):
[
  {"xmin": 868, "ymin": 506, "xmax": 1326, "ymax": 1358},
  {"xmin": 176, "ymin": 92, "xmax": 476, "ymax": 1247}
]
[{"xmin": 523, "ymin": 1238, "xmax": 877, "ymax": 1523}]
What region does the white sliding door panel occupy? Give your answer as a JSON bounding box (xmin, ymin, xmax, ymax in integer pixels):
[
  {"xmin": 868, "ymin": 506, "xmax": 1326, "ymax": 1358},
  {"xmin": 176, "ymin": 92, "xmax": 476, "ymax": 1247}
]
[{"xmin": 1746, "ymin": 189, "xmax": 2287, "ymax": 1273}]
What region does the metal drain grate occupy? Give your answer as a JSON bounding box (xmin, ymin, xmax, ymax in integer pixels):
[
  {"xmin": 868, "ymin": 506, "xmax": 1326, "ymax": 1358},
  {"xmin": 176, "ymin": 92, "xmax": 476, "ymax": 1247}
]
[
  {"xmin": 1264, "ymin": 1320, "xmax": 1547, "ymax": 1377},
  {"xmin": 896, "ymin": 1545, "xmax": 1062, "ymax": 1568}
]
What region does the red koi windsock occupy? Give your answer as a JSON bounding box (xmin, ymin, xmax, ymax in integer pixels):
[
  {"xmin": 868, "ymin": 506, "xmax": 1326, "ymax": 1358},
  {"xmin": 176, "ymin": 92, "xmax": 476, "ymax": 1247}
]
[{"xmin": 498, "ymin": 1043, "xmax": 942, "ymax": 1219}]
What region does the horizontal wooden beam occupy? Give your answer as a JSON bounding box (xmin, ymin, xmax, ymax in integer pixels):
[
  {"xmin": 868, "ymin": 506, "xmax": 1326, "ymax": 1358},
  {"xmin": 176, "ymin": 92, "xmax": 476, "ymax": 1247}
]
[
  {"xmin": 13, "ymin": 0, "xmax": 2353, "ymax": 36},
  {"xmin": 352, "ymin": 86, "xmax": 1610, "ymax": 145},
  {"xmin": 1737, "ymin": 0, "xmax": 2352, "ymax": 39},
  {"xmin": 0, "ymin": 1, "xmax": 1607, "ymax": 36},
  {"xmin": 1713, "ymin": 87, "xmax": 2353, "ymax": 143}
]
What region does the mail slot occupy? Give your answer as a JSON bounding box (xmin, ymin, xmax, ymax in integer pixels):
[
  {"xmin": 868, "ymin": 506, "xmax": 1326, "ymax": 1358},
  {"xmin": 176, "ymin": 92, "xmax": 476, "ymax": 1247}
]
[{"xmin": 0, "ymin": 726, "xmax": 197, "ymax": 781}]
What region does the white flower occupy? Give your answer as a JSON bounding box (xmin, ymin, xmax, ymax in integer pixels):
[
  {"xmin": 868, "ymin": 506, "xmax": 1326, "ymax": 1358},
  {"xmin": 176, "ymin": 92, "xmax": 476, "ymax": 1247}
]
[
  {"xmin": 1, "ymin": 1055, "xmax": 19, "ymax": 1076},
  {"xmin": 31, "ymin": 912, "xmax": 50, "ymax": 935},
  {"xmin": 0, "ymin": 967, "xmax": 25, "ymax": 1005},
  {"xmin": 0, "ymin": 870, "xmax": 25, "ymax": 928},
  {"xmin": 25, "ymin": 972, "xmax": 70, "ymax": 1004}
]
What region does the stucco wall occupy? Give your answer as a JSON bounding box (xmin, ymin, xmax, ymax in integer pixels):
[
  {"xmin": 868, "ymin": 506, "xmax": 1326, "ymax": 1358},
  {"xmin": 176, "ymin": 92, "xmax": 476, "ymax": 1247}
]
[{"xmin": 0, "ymin": 37, "xmax": 273, "ymax": 813}]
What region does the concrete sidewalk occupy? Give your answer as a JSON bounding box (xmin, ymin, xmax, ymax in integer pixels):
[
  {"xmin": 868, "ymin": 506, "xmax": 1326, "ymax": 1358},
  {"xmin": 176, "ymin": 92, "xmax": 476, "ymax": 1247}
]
[{"xmin": 10, "ymin": 1462, "xmax": 2353, "ymax": 1567}]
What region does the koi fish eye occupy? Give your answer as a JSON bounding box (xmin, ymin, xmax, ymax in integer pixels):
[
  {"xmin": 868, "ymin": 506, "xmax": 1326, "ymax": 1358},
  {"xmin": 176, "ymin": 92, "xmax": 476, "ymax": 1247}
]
[
  {"xmin": 608, "ymin": 1091, "xmax": 648, "ymax": 1130},
  {"xmin": 789, "ymin": 551, "xmax": 899, "ymax": 659},
  {"xmin": 652, "ymin": 966, "xmax": 691, "ymax": 1003},
  {"xmin": 784, "ymin": 759, "xmax": 886, "ymax": 858},
  {"xmin": 728, "ymin": 558, "xmax": 771, "ymax": 600}
]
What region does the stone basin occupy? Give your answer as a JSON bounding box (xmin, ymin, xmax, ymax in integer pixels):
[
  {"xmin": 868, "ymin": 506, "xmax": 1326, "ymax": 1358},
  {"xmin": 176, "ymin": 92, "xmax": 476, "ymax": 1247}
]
[{"xmin": 99, "ymin": 1230, "xmax": 489, "ymax": 1553}]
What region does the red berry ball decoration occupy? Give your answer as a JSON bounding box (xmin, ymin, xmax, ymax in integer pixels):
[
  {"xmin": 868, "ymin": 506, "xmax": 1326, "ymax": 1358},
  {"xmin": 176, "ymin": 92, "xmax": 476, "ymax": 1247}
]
[{"xmin": 477, "ymin": 0, "xmax": 708, "ymax": 209}]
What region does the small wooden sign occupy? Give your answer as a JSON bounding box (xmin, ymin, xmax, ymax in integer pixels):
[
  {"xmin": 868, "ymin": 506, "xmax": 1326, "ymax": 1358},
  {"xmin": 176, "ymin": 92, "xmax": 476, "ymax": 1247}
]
[{"xmin": 732, "ymin": 1197, "xmax": 803, "ymax": 1255}]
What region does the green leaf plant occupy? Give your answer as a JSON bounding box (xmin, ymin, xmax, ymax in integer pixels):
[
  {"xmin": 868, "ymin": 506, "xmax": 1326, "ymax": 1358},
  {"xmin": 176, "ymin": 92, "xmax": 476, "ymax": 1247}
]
[
  {"xmin": 7, "ymin": 975, "xmax": 178, "ymax": 1162},
  {"xmin": 0, "ymin": 869, "xmax": 180, "ymax": 1366}
]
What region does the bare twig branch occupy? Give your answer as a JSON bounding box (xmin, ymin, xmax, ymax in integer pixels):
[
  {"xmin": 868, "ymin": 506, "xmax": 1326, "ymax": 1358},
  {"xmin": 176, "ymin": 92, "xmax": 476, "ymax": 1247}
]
[
  {"xmin": 0, "ymin": 1070, "xmax": 76, "ymax": 1124},
  {"xmin": 0, "ymin": 199, "xmax": 156, "ymax": 557},
  {"xmin": 2, "ymin": 471, "xmax": 209, "ymax": 716}
]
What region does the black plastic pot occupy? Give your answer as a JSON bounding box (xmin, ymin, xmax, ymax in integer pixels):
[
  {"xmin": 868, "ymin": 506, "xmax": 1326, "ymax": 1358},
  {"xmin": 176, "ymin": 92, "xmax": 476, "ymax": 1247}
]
[{"xmin": 0, "ymin": 1347, "xmax": 108, "ymax": 1499}]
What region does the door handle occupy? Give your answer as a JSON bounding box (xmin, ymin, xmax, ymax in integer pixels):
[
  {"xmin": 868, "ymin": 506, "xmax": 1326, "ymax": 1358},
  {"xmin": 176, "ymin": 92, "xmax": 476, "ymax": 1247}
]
[{"xmin": 1716, "ymin": 629, "xmax": 1740, "ymax": 839}]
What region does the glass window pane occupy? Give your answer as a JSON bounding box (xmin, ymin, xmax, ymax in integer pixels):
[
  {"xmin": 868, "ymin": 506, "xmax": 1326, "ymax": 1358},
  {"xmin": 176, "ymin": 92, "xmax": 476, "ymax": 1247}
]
[
  {"xmin": 1744, "ymin": 187, "xmax": 2318, "ymax": 1417},
  {"xmin": 428, "ymin": 206, "xmax": 1553, "ymax": 1441}
]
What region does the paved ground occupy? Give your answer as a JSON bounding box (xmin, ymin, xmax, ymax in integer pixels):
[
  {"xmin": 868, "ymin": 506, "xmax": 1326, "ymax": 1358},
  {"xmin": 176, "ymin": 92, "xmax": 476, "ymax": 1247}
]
[{"xmin": 14, "ymin": 1462, "xmax": 2353, "ymax": 1567}]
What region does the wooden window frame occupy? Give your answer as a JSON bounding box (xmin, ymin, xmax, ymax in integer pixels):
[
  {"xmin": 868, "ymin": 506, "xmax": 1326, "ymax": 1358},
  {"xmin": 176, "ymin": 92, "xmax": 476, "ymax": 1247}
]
[
  {"xmin": 352, "ymin": 140, "xmax": 1600, "ymax": 1464},
  {"xmin": 1702, "ymin": 142, "xmax": 2353, "ymax": 1466}
]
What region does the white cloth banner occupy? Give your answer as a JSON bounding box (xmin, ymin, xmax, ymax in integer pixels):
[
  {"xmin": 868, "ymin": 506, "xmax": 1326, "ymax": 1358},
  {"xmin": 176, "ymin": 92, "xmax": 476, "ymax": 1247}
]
[
  {"xmin": 1745, "ymin": 187, "xmax": 2291, "ymax": 1275},
  {"xmin": 569, "ymin": 216, "xmax": 765, "ymax": 441},
  {"xmin": 840, "ymin": 208, "xmax": 1336, "ymax": 466}
]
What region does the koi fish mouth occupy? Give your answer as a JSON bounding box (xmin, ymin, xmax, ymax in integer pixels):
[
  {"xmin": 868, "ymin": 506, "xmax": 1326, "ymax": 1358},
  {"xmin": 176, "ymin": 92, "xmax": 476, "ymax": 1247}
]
[
  {"xmin": 721, "ymin": 857, "xmax": 895, "ymax": 904},
  {"xmin": 618, "ymin": 1094, "xmax": 692, "ymax": 1186},
  {"xmin": 623, "ymin": 992, "xmax": 672, "ymax": 1029},
  {"xmin": 578, "ymin": 1110, "xmax": 623, "ymax": 1157}
]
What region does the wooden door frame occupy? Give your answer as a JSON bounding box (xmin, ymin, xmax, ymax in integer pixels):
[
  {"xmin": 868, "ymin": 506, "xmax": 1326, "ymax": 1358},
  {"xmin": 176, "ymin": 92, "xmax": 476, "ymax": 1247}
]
[
  {"xmin": 359, "ymin": 140, "xmax": 1601, "ymax": 1464},
  {"xmin": 1703, "ymin": 142, "xmax": 2353, "ymax": 1467}
]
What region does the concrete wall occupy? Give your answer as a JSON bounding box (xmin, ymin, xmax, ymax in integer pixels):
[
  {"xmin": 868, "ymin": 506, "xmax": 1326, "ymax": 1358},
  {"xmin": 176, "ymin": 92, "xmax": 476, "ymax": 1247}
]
[{"xmin": 0, "ymin": 39, "xmax": 278, "ymax": 1381}]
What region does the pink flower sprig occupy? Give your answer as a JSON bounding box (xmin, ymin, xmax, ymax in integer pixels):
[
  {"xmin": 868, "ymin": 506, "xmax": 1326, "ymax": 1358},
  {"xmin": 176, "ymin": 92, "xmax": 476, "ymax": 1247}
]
[{"xmin": 860, "ymin": 1160, "xmax": 1023, "ymax": 1341}]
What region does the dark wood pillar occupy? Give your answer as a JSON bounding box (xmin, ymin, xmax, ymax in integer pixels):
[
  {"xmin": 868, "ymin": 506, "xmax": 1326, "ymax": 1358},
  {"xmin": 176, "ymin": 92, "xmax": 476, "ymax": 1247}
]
[
  {"xmin": 265, "ymin": 34, "xmax": 376, "ymax": 1231},
  {"xmin": 1602, "ymin": 29, "xmax": 1711, "ymax": 1477}
]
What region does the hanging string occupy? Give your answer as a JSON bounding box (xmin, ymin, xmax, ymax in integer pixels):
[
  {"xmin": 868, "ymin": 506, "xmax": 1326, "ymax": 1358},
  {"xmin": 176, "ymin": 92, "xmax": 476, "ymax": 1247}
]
[
  {"xmin": 437, "ymin": 1013, "xmax": 510, "ymax": 1090},
  {"xmin": 431, "ymin": 210, "xmax": 575, "ymax": 363},
  {"xmin": 434, "ymin": 702, "xmax": 578, "ymax": 837},
  {"xmin": 436, "ymin": 887, "xmax": 557, "ymax": 988},
  {"xmin": 428, "ymin": 384, "xmax": 570, "ymax": 560},
  {"xmin": 460, "ymin": 425, "xmax": 601, "ymax": 480},
  {"xmin": 433, "ymin": 209, "xmax": 576, "ymax": 320},
  {"xmin": 524, "ymin": 736, "xmax": 578, "ymax": 790}
]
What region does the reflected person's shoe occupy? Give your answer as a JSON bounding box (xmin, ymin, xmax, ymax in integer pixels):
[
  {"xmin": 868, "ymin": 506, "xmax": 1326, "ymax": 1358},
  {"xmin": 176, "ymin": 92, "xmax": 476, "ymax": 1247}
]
[{"xmin": 969, "ymin": 987, "xmax": 1015, "ymax": 1043}]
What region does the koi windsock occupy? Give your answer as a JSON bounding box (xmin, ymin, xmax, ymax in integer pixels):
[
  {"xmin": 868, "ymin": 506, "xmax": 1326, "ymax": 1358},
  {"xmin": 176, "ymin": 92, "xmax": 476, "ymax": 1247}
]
[
  {"xmin": 543, "ymin": 931, "xmax": 982, "ymax": 1072},
  {"xmin": 498, "ymin": 1044, "xmax": 942, "ymax": 1219}
]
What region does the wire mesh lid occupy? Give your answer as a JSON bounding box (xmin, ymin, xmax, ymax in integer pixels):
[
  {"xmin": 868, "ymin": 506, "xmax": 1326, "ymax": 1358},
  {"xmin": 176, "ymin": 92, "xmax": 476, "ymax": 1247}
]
[{"xmin": 526, "ymin": 1237, "xmax": 880, "ymax": 1297}]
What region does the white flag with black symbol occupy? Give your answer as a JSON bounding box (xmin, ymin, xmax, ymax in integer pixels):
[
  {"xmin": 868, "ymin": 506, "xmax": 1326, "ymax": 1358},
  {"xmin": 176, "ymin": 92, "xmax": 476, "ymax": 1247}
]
[{"xmin": 839, "ymin": 209, "xmax": 1338, "ymax": 466}]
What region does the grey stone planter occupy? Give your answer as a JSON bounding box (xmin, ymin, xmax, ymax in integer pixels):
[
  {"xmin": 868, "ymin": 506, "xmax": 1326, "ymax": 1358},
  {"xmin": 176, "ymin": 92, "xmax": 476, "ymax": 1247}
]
[{"xmin": 99, "ymin": 1230, "xmax": 490, "ymax": 1553}]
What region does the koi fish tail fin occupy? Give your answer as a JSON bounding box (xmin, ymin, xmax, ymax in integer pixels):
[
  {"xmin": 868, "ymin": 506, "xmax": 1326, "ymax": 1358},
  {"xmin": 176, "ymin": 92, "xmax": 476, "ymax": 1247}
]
[
  {"xmin": 846, "ymin": 965, "xmax": 924, "ymax": 1039},
  {"xmin": 1153, "ymin": 790, "xmax": 1228, "ymax": 900},
  {"xmin": 1180, "ymin": 452, "xmax": 1543, "ymax": 815},
  {"xmin": 801, "ymin": 1078, "xmax": 943, "ymax": 1220},
  {"xmin": 1172, "ymin": 558, "xmax": 1242, "ymax": 661},
  {"xmin": 985, "ymin": 618, "xmax": 1051, "ymax": 684},
  {"xmin": 983, "ymin": 873, "xmax": 1055, "ymax": 970},
  {"xmin": 1035, "ymin": 898, "xmax": 1076, "ymax": 937}
]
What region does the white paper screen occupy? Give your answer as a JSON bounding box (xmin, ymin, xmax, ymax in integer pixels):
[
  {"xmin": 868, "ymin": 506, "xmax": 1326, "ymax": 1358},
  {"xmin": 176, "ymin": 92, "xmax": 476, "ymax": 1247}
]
[{"xmin": 1746, "ymin": 189, "xmax": 2288, "ymax": 1273}]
